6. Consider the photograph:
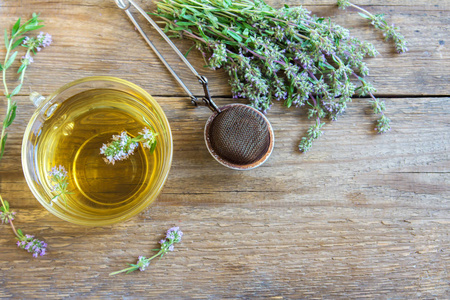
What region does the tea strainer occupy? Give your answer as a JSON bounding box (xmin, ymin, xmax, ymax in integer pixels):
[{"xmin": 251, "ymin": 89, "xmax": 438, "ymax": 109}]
[{"xmin": 115, "ymin": 0, "xmax": 274, "ymax": 170}]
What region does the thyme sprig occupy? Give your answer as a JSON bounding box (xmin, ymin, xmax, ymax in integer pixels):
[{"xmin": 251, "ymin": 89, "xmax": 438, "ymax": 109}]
[
  {"xmin": 151, "ymin": 0, "xmax": 406, "ymax": 151},
  {"xmin": 0, "ymin": 14, "xmax": 51, "ymax": 257},
  {"xmin": 1, "ymin": 13, "xmax": 50, "ymax": 159},
  {"xmin": 0, "ymin": 195, "xmax": 47, "ymax": 257},
  {"xmin": 110, "ymin": 227, "xmax": 183, "ymax": 276},
  {"xmin": 48, "ymin": 165, "xmax": 73, "ymax": 207},
  {"xmin": 338, "ymin": 0, "xmax": 408, "ymax": 53}
]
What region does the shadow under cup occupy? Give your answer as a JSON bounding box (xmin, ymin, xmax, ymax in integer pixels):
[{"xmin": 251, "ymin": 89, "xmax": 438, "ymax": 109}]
[{"xmin": 21, "ymin": 77, "xmax": 173, "ymax": 226}]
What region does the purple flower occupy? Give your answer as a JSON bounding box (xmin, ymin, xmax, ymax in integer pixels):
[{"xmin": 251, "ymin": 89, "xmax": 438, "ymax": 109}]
[
  {"xmin": 37, "ymin": 32, "xmax": 52, "ymax": 48},
  {"xmin": 17, "ymin": 234, "xmax": 47, "ymax": 257},
  {"xmin": 166, "ymin": 226, "xmax": 183, "ymax": 243},
  {"xmin": 48, "ymin": 165, "xmax": 68, "ymax": 178},
  {"xmin": 0, "ymin": 210, "xmax": 16, "ymax": 224},
  {"xmin": 137, "ymin": 256, "xmax": 150, "ymax": 271},
  {"xmin": 22, "ymin": 36, "xmax": 30, "ymax": 45},
  {"xmin": 21, "ymin": 32, "xmax": 52, "ymax": 53},
  {"xmin": 21, "ymin": 52, "xmax": 34, "ymax": 64},
  {"xmin": 100, "ymin": 131, "xmax": 138, "ymax": 164},
  {"xmin": 138, "ymin": 127, "xmax": 157, "ymax": 150}
]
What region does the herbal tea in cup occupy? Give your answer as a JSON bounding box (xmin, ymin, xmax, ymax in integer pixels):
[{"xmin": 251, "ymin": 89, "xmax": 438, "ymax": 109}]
[{"xmin": 22, "ymin": 77, "xmax": 172, "ymax": 226}]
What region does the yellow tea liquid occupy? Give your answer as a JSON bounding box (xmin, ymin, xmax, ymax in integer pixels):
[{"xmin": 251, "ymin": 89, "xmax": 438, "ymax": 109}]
[{"xmin": 36, "ymin": 89, "xmax": 164, "ymax": 216}]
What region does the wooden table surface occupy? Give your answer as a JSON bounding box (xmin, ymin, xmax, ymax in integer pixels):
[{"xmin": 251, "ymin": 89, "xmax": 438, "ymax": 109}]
[{"xmin": 1, "ymin": 0, "xmax": 449, "ymax": 298}]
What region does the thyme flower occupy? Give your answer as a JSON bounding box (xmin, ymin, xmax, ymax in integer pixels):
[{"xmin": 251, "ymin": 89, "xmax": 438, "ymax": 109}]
[
  {"xmin": 152, "ymin": 0, "xmax": 406, "ymax": 151},
  {"xmin": 110, "ymin": 227, "xmax": 183, "ymax": 276},
  {"xmin": 0, "ymin": 208, "xmax": 16, "ymax": 224},
  {"xmin": 48, "ymin": 165, "xmax": 72, "ymax": 206},
  {"xmin": 16, "ymin": 234, "xmax": 47, "ymax": 257},
  {"xmin": 100, "ymin": 127, "xmax": 158, "ymax": 164}
]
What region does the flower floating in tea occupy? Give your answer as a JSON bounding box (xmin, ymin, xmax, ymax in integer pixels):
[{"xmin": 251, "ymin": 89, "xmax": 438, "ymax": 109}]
[
  {"xmin": 48, "ymin": 165, "xmax": 72, "ymax": 206},
  {"xmin": 109, "ymin": 226, "xmax": 183, "ymax": 276},
  {"xmin": 100, "ymin": 127, "xmax": 158, "ymax": 165}
]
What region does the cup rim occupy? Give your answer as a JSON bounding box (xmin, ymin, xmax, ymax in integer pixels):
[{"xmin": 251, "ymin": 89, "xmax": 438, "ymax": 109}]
[{"xmin": 21, "ymin": 76, "xmax": 173, "ymax": 226}]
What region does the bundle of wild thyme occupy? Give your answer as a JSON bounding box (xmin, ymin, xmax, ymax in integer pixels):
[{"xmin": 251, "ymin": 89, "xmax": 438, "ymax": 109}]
[
  {"xmin": 152, "ymin": 0, "xmax": 407, "ymax": 151},
  {"xmin": 1, "ymin": 14, "xmax": 52, "ymax": 257}
]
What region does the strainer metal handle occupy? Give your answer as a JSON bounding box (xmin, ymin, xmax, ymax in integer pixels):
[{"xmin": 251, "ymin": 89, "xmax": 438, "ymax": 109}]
[{"xmin": 114, "ymin": 0, "xmax": 220, "ymax": 113}]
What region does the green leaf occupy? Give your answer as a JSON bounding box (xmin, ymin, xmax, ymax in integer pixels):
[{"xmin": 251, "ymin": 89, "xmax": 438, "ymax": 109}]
[
  {"xmin": 17, "ymin": 228, "xmax": 23, "ymax": 237},
  {"xmin": 185, "ymin": 6, "xmax": 201, "ymax": 16},
  {"xmin": 10, "ymin": 84, "xmax": 22, "ymax": 97},
  {"xmin": 226, "ymin": 30, "xmax": 242, "ymax": 43},
  {"xmin": 197, "ymin": 26, "xmax": 209, "ymax": 41},
  {"xmin": 11, "ymin": 37, "xmax": 25, "ymax": 50},
  {"xmin": 184, "ymin": 43, "xmax": 196, "ymax": 57},
  {"xmin": 172, "ymin": 26, "xmax": 187, "ymax": 31},
  {"xmin": 358, "ymin": 12, "xmax": 370, "ymax": 19},
  {"xmin": 149, "ymin": 141, "xmax": 157, "ymax": 154},
  {"xmin": 24, "ymin": 24, "xmax": 44, "ymax": 32},
  {"xmin": 4, "ymin": 200, "xmax": 9, "ymax": 211},
  {"xmin": 17, "ymin": 63, "xmax": 26, "ymax": 74},
  {"xmin": 181, "ymin": 14, "xmax": 196, "ymax": 22},
  {"xmin": 205, "ymin": 11, "xmax": 218, "ymax": 28},
  {"xmin": 5, "ymin": 102, "xmax": 17, "ymax": 128},
  {"xmin": 0, "ymin": 133, "xmax": 7, "ymax": 160},
  {"xmin": 174, "ymin": 21, "xmax": 195, "ymax": 26},
  {"xmin": 242, "ymin": 22, "xmax": 254, "ymax": 31},
  {"xmin": 4, "ymin": 51, "xmax": 18, "ymax": 69},
  {"xmin": 12, "ymin": 18, "xmax": 21, "ymax": 36},
  {"xmin": 0, "ymin": 63, "xmax": 3, "ymax": 71}
]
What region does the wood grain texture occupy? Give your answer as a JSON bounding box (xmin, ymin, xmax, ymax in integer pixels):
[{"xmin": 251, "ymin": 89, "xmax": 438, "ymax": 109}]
[{"xmin": 0, "ymin": 0, "xmax": 449, "ymax": 299}]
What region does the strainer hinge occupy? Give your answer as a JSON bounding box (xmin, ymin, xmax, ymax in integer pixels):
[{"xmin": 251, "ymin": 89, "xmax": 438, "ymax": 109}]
[{"xmin": 198, "ymin": 76, "xmax": 220, "ymax": 114}]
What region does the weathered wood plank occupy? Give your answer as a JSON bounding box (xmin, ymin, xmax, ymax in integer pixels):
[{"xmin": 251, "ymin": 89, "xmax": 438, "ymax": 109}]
[
  {"xmin": 1, "ymin": 96, "xmax": 449, "ymax": 203},
  {"xmin": 0, "ymin": 0, "xmax": 448, "ymax": 98}
]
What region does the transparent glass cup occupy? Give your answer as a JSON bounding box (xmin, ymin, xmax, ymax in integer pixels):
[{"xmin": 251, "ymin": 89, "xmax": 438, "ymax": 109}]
[{"xmin": 22, "ymin": 76, "xmax": 173, "ymax": 226}]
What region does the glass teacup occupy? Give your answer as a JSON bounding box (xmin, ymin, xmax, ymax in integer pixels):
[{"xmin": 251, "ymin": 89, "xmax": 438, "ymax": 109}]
[{"xmin": 22, "ymin": 76, "xmax": 173, "ymax": 226}]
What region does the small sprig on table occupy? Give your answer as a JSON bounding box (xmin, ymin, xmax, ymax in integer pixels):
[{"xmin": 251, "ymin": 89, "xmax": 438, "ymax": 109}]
[
  {"xmin": 109, "ymin": 227, "xmax": 183, "ymax": 276},
  {"xmin": 0, "ymin": 14, "xmax": 51, "ymax": 257},
  {"xmin": 0, "ymin": 196, "xmax": 47, "ymax": 257},
  {"xmin": 337, "ymin": 0, "xmax": 408, "ymax": 53}
]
